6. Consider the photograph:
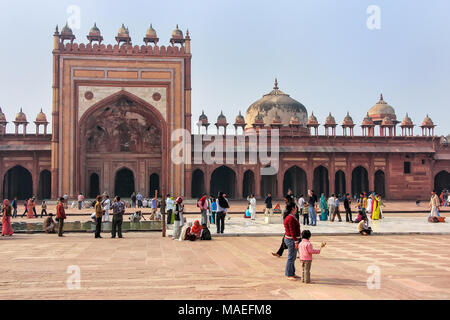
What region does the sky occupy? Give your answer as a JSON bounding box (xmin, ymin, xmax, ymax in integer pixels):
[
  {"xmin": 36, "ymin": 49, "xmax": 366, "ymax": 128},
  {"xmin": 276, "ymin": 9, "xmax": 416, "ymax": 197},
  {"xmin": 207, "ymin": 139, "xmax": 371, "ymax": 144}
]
[{"xmin": 0, "ymin": 0, "xmax": 449, "ymax": 135}]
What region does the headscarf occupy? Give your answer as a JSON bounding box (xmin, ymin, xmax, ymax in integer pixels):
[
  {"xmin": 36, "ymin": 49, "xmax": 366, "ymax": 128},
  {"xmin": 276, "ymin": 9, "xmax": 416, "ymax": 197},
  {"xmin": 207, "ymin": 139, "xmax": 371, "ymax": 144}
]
[
  {"xmin": 179, "ymin": 222, "xmax": 192, "ymax": 241},
  {"xmin": 320, "ymin": 194, "xmax": 327, "ymax": 209},
  {"xmin": 176, "ymin": 197, "xmax": 183, "ymax": 204},
  {"xmin": 191, "ymin": 220, "xmax": 202, "ymax": 235},
  {"xmin": 3, "ymin": 199, "xmax": 10, "ymax": 206}
]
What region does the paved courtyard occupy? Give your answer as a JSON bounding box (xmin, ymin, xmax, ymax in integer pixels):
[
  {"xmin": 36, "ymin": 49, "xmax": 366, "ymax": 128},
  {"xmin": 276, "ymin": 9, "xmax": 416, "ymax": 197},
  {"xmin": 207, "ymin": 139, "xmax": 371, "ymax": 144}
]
[{"xmin": 0, "ymin": 233, "xmax": 449, "ymax": 300}]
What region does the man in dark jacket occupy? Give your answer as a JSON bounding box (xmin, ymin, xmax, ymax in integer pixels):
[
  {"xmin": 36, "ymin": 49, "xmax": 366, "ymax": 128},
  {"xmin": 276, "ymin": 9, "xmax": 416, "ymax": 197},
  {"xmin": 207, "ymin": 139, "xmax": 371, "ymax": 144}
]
[{"xmin": 111, "ymin": 196, "xmax": 125, "ymax": 238}]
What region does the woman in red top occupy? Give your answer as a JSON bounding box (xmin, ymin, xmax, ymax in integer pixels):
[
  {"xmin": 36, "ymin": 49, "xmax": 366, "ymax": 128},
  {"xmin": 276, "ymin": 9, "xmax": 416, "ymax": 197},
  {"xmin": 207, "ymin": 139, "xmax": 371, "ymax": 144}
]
[
  {"xmin": 283, "ymin": 202, "xmax": 301, "ymax": 280},
  {"xmin": 2, "ymin": 199, "xmax": 14, "ymax": 236}
]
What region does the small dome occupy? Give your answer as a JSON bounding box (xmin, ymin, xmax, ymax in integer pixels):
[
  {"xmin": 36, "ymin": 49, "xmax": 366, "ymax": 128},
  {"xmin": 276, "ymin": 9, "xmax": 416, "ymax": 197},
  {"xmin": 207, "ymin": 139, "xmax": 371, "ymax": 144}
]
[
  {"xmin": 368, "ymin": 94, "xmax": 396, "ymax": 122},
  {"xmin": 235, "ymin": 111, "xmax": 245, "ymax": 124},
  {"xmin": 289, "ymin": 115, "xmax": 300, "ymax": 125},
  {"xmin": 35, "ymin": 108, "xmax": 47, "ymax": 122},
  {"xmin": 89, "ymin": 23, "xmax": 101, "ymax": 36},
  {"xmin": 61, "ymin": 23, "xmax": 73, "ymax": 35},
  {"xmin": 272, "ymin": 112, "xmax": 282, "ymax": 124},
  {"xmin": 172, "ymin": 25, "xmax": 183, "ymax": 38},
  {"xmin": 342, "ymin": 111, "xmax": 354, "ymax": 125},
  {"xmin": 118, "ymin": 24, "xmax": 129, "ymax": 36},
  {"xmin": 146, "ymin": 24, "xmax": 157, "ymax": 37},
  {"xmin": 422, "ymin": 114, "xmax": 434, "ymax": 127},
  {"xmin": 401, "ymin": 113, "xmax": 413, "ymax": 126},
  {"xmin": 362, "ymin": 112, "xmax": 374, "ymax": 125},
  {"xmin": 0, "ymin": 107, "xmax": 6, "ymax": 122},
  {"xmin": 325, "ymin": 112, "xmax": 336, "ymax": 125},
  {"xmin": 307, "ymin": 112, "xmax": 318, "ymax": 125},
  {"xmin": 199, "ymin": 110, "xmax": 208, "ymax": 121},
  {"xmin": 381, "ymin": 116, "xmax": 394, "ymax": 126},
  {"xmin": 217, "ymin": 111, "xmax": 227, "ymax": 125},
  {"xmin": 253, "ymin": 112, "xmax": 265, "ymax": 124},
  {"xmin": 15, "ymin": 108, "xmax": 27, "ymax": 122}
]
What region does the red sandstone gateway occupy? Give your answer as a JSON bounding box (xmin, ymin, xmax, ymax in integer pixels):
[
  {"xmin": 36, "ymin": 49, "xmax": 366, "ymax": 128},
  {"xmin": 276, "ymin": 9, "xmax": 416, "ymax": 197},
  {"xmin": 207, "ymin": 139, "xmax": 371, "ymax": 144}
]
[{"xmin": 0, "ymin": 23, "xmax": 449, "ymax": 201}]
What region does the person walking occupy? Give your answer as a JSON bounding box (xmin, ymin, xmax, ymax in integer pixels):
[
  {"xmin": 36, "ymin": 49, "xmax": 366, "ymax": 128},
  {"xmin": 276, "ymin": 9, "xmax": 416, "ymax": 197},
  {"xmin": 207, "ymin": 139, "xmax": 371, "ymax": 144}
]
[
  {"xmin": 198, "ymin": 194, "xmax": 208, "ymax": 225},
  {"xmin": 344, "ymin": 193, "xmax": 353, "ymax": 222},
  {"xmin": 1, "ymin": 199, "xmax": 14, "ymax": 236},
  {"xmin": 56, "ymin": 197, "xmax": 66, "ymax": 237},
  {"xmin": 11, "ymin": 197, "xmax": 17, "ymax": 218},
  {"xmin": 40, "ymin": 200, "xmax": 48, "ymax": 218},
  {"xmin": 136, "ymin": 192, "xmax": 143, "ymax": 208},
  {"xmin": 77, "ymin": 193, "xmax": 84, "ymax": 210},
  {"xmin": 283, "ymin": 202, "xmax": 301, "ymax": 281},
  {"xmin": 216, "ymin": 192, "xmax": 229, "ymax": 234},
  {"xmin": 21, "ymin": 200, "xmax": 28, "ymax": 218},
  {"xmin": 330, "ymin": 194, "xmax": 342, "ymax": 222},
  {"xmin": 307, "ymin": 190, "xmax": 318, "ymax": 226},
  {"xmin": 131, "ymin": 192, "xmax": 137, "ymax": 208},
  {"xmin": 173, "ymin": 197, "xmax": 184, "ymax": 240},
  {"xmin": 327, "ymin": 194, "xmax": 336, "ymax": 222},
  {"xmin": 111, "ymin": 196, "xmax": 125, "ymax": 238},
  {"xmin": 264, "ymin": 193, "xmax": 273, "ymax": 216},
  {"xmin": 166, "ymin": 194, "xmax": 174, "ymax": 225},
  {"xmin": 94, "ymin": 195, "xmax": 104, "ymax": 238},
  {"xmin": 247, "ymin": 194, "xmax": 257, "ymax": 220},
  {"xmin": 429, "ymin": 190, "xmax": 440, "ymax": 217},
  {"xmin": 319, "ymin": 194, "xmax": 328, "ymax": 221}
]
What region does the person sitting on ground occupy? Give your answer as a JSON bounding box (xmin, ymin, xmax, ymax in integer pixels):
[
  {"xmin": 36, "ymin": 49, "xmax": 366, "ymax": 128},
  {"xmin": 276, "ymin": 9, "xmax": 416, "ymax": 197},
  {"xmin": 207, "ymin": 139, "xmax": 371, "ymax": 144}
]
[
  {"xmin": 200, "ymin": 223, "xmax": 212, "ymax": 240},
  {"xmin": 358, "ymin": 216, "xmax": 372, "ymax": 235},
  {"xmin": 190, "ymin": 220, "xmax": 202, "ymax": 239},
  {"xmin": 43, "ymin": 213, "xmax": 57, "ymax": 233},
  {"xmin": 298, "ymin": 230, "xmax": 326, "ymax": 284},
  {"xmin": 179, "ymin": 222, "xmax": 194, "ymax": 241}
]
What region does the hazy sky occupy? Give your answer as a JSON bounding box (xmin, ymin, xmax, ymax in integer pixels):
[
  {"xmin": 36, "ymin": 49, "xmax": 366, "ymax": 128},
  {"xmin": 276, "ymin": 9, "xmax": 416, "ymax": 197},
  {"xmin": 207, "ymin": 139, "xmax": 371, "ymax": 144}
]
[{"xmin": 0, "ymin": 0, "xmax": 449, "ymax": 135}]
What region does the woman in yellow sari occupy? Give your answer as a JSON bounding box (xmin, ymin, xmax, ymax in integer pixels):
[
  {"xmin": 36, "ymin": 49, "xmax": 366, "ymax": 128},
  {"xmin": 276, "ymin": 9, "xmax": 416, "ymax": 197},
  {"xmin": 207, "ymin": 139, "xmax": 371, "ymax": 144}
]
[{"xmin": 371, "ymin": 193, "xmax": 381, "ymax": 220}]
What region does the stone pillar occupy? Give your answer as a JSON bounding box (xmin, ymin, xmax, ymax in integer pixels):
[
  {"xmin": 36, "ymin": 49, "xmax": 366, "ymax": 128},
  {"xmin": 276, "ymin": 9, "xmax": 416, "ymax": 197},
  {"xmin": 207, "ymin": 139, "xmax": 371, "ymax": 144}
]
[
  {"xmin": 255, "ymin": 165, "xmax": 261, "ymax": 199},
  {"xmin": 345, "ymin": 157, "xmax": 352, "ymax": 196},
  {"xmin": 369, "ymin": 154, "xmax": 375, "ymax": 192},
  {"xmin": 236, "ymin": 167, "xmax": 243, "ymax": 199},
  {"xmin": 330, "ymin": 155, "xmax": 336, "ymax": 195}
]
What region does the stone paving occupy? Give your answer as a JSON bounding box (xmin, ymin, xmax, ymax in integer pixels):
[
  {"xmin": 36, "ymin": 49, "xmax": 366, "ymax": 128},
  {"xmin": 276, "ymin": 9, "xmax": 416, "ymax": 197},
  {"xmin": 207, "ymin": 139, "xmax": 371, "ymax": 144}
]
[{"xmin": 0, "ymin": 233, "xmax": 449, "ymax": 300}]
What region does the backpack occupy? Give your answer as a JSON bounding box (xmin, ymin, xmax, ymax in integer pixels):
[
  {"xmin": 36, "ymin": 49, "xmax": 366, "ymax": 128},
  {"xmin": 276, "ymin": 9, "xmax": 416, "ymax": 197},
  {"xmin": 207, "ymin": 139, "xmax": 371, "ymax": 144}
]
[{"xmin": 201, "ymin": 228, "xmax": 212, "ymax": 240}]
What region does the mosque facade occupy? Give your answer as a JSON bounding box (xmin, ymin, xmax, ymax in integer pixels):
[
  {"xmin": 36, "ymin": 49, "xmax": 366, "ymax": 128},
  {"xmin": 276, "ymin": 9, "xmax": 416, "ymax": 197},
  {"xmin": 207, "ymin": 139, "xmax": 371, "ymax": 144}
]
[{"xmin": 0, "ymin": 24, "xmax": 449, "ymax": 201}]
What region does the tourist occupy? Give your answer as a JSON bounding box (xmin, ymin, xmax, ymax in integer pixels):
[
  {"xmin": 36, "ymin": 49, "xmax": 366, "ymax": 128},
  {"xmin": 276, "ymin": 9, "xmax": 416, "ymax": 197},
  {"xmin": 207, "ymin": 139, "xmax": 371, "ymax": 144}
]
[
  {"xmin": 247, "ymin": 194, "xmax": 256, "ymax": 220},
  {"xmin": 298, "ymin": 230, "xmax": 326, "ymax": 283},
  {"xmin": 166, "ymin": 194, "xmax": 174, "ymax": 225},
  {"xmin": 344, "ymin": 193, "xmax": 353, "ymax": 223},
  {"xmin": 27, "ymin": 197, "xmax": 36, "ymax": 219},
  {"xmin": 102, "ymin": 195, "xmax": 111, "ymax": 222},
  {"xmin": 136, "ymin": 192, "xmax": 143, "ymax": 208},
  {"xmin": 210, "ymin": 196, "xmax": 217, "ymax": 224},
  {"xmin": 173, "ymin": 196, "xmax": 184, "ymax": 240},
  {"xmin": 216, "ymin": 192, "xmax": 229, "ymax": 234},
  {"xmin": 302, "ymin": 202, "xmax": 310, "ymax": 225},
  {"xmin": 361, "ymin": 193, "xmax": 368, "ymax": 217},
  {"xmin": 77, "ymin": 193, "xmax": 84, "ymax": 210},
  {"xmin": 94, "ymin": 195, "xmax": 104, "ymax": 238},
  {"xmin": 272, "ymin": 196, "xmax": 296, "ymax": 257},
  {"xmin": 377, "ymin": 194, "xmax": 385, "ymax": 219},
  {"xmin": 264, "ymin": 193, "xmax": 273, "ymax": 216},
  {"xmin": 307, "ymin": 190, "xmax": 318, "ymax": 226},
  {"xmin": 43, "ymin": 213, "xmax": 57, "ymax": 233},
  {"xmin": 111, "ymin": 196, "xmax": 125, "ymax": 238},
  {"xmin": 179, "ymin": 221, "xmax": 195, "ymax": 241},
  {"xmin": 198, "ymin": 194, "xmax": 208, "ymax": 225},
  {"xmin": 327, "ymin": 194, "xmax": 336, "ymax": 221},
  {"xmin": 366, "ymin": 194, "xmax": 373, "ymax": 218},
  {"xmin": 63, "ymin": 193, "xmax": 68, "ymax": 209},
  {"xmin": 206, "ymin": 195, "xmax": 212, "ymax": 227},
  {"xmin": 191, "ymin": 220, "xmax": 202, "ymax": 239},
  {"xmin": 131, "ymin": 192, "xmax": 137, "ymax": 208},
  {"xmin": 11, "ymin": 197, "xmax": 17, "ymax": 218},
  {"xmin": 330, "ymin": 194, "xmax": 342, "ymax": 222},
  {"xmin": 22, "ymin": 200, "xmax": 28, "ymax": 218},
  {"xmin": 297, "ymin": 193, "xmax": 305, "ymax": 215},
  {"xmin": 371, "ymin": 193, "xmax": 381, "ymax": 220},
  {"xmin": 40, "ymin": 200, "xmax": 48, "ymax": 217},
  {"xmin": 200, "ymin": 223, "xmax": 212, "ymax": 240},
  {"xmin": 354, "ymin": 193, "xmax": 365, "ymax": 223},
  {"xmin": 358, "ymin": 216, "xmax": 372, "ymax": 235},
  {"xmin": 1, "ymin": 199, "xmax": 14, "ymax": 236},
  {"xmin": 56, "ymin": 197, "xmax": 66, "ymax": 237},
  {"xmin": 319, "ymin": 193, "xmax": 328, "ymax": 221},
  {"xmin": 429, "ymin": 190, "xmax": 440, "ymax": 218},
  {"xmin": 283, "ymin": 202, "xmax": 301, "ymax": 281}
]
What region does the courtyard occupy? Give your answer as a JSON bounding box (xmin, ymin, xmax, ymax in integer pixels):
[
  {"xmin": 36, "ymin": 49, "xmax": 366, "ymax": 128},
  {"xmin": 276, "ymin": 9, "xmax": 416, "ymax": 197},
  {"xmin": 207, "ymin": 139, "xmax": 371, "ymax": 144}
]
[{"xmin": 0, "ymin": 233, "xmax": 449, "ymax": 300}]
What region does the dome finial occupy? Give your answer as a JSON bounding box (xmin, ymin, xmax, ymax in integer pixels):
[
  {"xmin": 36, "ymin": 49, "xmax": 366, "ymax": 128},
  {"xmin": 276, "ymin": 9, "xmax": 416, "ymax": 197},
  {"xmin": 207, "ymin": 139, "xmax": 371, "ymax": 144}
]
[
  {"xmin": 380, "ymin": 93, "xmax": 384, "ymax": 100},
  {"xmin": 274, "ymin": 78, "xmax": 278, "ymax": 90}
]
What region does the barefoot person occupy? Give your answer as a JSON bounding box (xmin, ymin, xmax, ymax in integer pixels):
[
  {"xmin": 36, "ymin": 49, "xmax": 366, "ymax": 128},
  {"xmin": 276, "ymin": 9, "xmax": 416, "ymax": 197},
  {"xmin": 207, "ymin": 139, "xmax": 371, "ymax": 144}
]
[{"xmin": 283, "ymin": 202, "xmax": 301, "ymax": 281}]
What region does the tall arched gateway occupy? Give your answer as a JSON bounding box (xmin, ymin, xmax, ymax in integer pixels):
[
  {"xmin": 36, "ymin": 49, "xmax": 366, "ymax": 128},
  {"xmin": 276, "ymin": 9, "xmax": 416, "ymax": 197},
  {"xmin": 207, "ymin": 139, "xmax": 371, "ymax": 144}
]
[{"xmin": 79, "ymin": 93, "xmax": 165, "ymax": 198}]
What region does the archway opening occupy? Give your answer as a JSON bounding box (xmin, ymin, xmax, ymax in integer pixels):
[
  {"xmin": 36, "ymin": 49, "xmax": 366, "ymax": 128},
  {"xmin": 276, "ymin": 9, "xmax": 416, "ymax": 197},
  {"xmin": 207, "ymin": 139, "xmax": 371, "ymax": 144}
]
[
  {"xmin": 191, "ymin": 169, "xmax": 205, "ymax": 199},
  {"xmin": 352, "ymin": 166, "xmax": 369, "ymax": 196},
  {"xmin": 434, "ymin": 170, "xmax": 450, "ymax": 195},
  {"xmin": 149, "ymin": 173, "xmax": 160, "ymax": 197},
  {"xmin": 2, "ymin": 165, "xmax": 33, "ymax": 200},
  {"xmin": 243, "ymin": 170, "xmax": 255, "ymax": 198},
  {"xmin": 37, "ymin": 170, "xmax": 51, "ymax": 200},
  {"xmin": 374, "ymin": 170, "xmax": 386, "ymax": 197},
  {"xmin": 335, "ymin": 170, "xmax": 346, "ymax": 196},
  {"xmin": 114, "ymin": 168, "xmax": 135, "ymax": 198},
  {"xmin": 89, "ymin": 173, "xmax": 100, "ymax": 198},
  {"xmin": 210, "ymin": 166, "xmax": 236, "ymax": 199},
  {"xmin": 313, "ymin": 166, "xmax": 329, "ymax": 197},
  {"xmin": 261, "ymin": 174, "xmax": 277, "ymax": 199},
  {"xmin": 283, "ymin": 166, "xmax": 307, "ymax": 197}
]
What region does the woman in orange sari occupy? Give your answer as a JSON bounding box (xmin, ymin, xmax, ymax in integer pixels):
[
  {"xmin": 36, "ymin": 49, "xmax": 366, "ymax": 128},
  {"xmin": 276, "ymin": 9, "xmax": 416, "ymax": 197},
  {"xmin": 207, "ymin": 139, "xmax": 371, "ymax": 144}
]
[
  {"xmin": 26, "ymin": 198, "xmax": 35, "ymax": 219},
  {"xmin": 190, "ymin": 220, "xmax": 202, "ymax": 239},
  {"xmin": 2, "ymin": 199, "xmax": 14, "ymax": 236}
]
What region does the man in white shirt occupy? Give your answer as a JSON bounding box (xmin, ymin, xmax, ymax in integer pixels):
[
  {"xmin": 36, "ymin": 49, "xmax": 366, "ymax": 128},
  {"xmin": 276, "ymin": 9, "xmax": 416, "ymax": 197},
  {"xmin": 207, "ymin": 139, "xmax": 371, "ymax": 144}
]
[{"xmin": 165, "ymin": 194, "xmax": 174, "ymax": 224}]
